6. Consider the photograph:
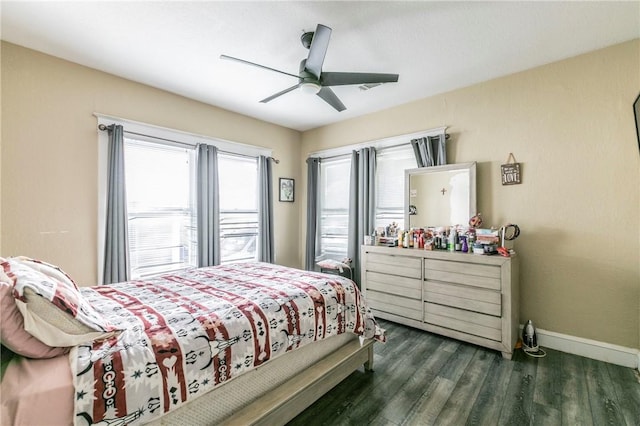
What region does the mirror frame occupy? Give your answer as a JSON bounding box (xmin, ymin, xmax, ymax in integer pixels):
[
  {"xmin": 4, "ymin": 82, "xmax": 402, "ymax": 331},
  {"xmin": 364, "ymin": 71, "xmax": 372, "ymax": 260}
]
[{"xmin": 404, "ymin": 162, "xmax": 477, "ymax": 229}]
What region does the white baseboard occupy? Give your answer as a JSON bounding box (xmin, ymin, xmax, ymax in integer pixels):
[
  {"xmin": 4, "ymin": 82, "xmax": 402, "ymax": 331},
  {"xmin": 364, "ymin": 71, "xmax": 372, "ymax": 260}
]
[{"xmin": 521, "ymin": 324, "xmax": 639, "ymax": 370}]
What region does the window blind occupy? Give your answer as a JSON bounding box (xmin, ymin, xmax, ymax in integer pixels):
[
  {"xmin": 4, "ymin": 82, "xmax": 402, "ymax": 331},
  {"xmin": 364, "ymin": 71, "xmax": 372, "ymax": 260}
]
[
  {"xmin": 375, "ymin": 144, "xmax": 416, "ymax": 230},
  {"xmin": 124, "ymin": 138, "xmax": 197, "ymax": 278},
  {"xmin": 218, "ymin": 153, "xmax": 258, "ymax": 263},
  {"xmin": 318, "ymin": 156, "xmax": 351, "ymax": 261}
]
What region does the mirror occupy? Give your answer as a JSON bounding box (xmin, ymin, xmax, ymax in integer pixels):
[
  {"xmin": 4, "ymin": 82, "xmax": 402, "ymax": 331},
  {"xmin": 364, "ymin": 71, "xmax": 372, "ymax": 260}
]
[{"xmin": 404, "ymin": 162, "xmax": 476, "ymax": 229}]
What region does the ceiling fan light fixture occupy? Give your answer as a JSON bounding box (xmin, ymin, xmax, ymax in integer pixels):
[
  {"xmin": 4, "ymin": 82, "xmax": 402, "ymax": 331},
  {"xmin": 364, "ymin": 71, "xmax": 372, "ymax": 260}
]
[{"xmin": 300, "ymin": 82, "xmax": 322, "ymax": 95}]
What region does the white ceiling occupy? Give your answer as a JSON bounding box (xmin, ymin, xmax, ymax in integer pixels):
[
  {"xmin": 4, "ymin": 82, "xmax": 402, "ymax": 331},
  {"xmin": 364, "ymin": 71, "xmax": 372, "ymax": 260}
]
[{"xmin": 2, "ymin": 1, "xmax": 639, "ymax": 131}]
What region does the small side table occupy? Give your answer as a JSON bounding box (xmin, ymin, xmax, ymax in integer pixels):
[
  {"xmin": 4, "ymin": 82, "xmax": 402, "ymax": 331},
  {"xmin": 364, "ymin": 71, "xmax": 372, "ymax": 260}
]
[{"xmin": 317, "ymin": 260, "xmax": 353, "ymax": 280}]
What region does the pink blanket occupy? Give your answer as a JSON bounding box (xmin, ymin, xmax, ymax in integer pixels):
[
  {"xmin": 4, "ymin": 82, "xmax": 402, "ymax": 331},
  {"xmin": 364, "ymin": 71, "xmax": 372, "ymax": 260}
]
[
  {"xmin": 69, "ymin": 262, "xmax": 383, "ymax": 425},
  {"xmin": 1, "ymin": 354, "xmax": 73, "ymax": 425}
]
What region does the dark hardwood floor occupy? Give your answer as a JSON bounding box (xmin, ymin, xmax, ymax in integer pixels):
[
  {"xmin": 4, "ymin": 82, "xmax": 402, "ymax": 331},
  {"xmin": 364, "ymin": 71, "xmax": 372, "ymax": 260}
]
[{"xmin": 289, "ymin": 320, "xmax": 640, "ymax": 426}]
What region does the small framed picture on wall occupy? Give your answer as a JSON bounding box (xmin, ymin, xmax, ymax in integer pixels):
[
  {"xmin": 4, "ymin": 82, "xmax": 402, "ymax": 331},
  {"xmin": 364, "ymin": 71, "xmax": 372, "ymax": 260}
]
[{"xmin": 279, "ymin": 178, "xmax": 294, "ymax": 202}]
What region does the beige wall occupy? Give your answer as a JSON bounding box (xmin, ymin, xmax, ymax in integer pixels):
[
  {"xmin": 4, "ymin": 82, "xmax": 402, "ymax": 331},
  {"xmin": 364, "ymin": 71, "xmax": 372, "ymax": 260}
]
[
  {"xmin": 301, "ymin": 40, "xmax": 640, "ymax": 349},
  {"xmin": 2, "ymin": 39, "xmax": 639, "ymax": 350},
  {"xmin": 1, "ymin": 42, "xmax": 302, "ymax": 285}
]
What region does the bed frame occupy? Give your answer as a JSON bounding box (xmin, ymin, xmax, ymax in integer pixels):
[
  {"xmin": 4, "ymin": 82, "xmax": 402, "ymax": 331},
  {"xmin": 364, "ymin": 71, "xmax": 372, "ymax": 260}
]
[
  {"xmin": 149, "ymin": 337, "xmax": 375, "ymax": 426},
  {"xmin": 222, "ymin": 338, "xmax": 374, "ymax": 425}
]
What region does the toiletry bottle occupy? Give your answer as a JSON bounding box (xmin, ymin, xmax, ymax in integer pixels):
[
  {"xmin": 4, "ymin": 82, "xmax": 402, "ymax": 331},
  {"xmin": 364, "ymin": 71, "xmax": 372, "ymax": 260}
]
[
  {"xmin": 398, "ymin": 230, "xmax": 403, "ymax": 248},
  {"xmin": 449, "ymin": 227, "xmax": 457, "ymax": 252},
  {"xmin": 461, "ymin": 236, "xmax": 468, "ymax": 253}
]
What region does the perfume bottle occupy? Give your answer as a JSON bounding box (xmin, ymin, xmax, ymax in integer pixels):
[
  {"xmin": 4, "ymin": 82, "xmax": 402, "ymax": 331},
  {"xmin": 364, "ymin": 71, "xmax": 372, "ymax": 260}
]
[{"xmin": 461, "ymin": 236, "xmax": 468, "ymax": 253}]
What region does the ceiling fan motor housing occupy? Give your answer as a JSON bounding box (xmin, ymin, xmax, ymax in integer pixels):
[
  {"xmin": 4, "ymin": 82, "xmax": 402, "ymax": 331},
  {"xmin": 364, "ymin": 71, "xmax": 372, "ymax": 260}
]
[
  {"xmin": 299, "ymin": 59, "xmax": 322, "ymax": 93},
  {"xmin": 301, "ymin": 31, "xmax": 314, "ymax": 49},
  {"xmin": 299, "ymin": 59, "xmax": 318, "ymax": 82}
]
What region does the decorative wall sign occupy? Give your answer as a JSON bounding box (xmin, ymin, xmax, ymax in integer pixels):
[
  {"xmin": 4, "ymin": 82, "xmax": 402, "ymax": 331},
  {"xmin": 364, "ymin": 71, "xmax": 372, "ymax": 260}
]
[
  {"xmin": 501, "ymin": 153, "xmax": 521, "ymax": 185},
  {"xmin": 279, "ymin": 177, "xmax": 295, "ymax": 202}
]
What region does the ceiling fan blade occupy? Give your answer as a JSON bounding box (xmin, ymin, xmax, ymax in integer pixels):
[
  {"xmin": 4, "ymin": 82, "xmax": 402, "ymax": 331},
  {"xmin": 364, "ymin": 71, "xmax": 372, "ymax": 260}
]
[
  {"xmin": 321, "ymin": 72, "xmax": 399, "ymax": 87},
  {"xmin": 305, "ymin": 24, "xmax": 332, "ymax": 80},
  {"xmin": 317, "ymin": 87, "xmax": 346, "ymax": 112},
  {"xmin": 260, "ymin": 84, "xmax": 301, "ymax": 103},
  {"xmin": 220, "ymin": 54, "xmax": 299, "ymax": 79}
]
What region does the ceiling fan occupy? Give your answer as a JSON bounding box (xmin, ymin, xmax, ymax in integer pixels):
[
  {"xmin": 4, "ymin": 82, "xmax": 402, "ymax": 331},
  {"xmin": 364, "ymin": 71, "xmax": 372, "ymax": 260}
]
[{"xmin": 220, "ymin": 24, "xmax": 399, "ymax": 112}]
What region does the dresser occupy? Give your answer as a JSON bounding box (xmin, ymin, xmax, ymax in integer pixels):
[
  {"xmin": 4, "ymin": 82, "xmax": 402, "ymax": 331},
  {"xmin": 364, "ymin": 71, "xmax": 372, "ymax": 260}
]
[{"xmin": 361, "ymin": 245, "xmax": 519, "ymax": 359}]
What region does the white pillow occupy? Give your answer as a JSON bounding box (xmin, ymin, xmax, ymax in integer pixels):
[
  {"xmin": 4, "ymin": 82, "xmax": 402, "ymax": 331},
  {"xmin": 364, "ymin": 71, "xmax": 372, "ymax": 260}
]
[{"xmin": 3, "ymin": 257, "xmax": 119, "ymax": 346}]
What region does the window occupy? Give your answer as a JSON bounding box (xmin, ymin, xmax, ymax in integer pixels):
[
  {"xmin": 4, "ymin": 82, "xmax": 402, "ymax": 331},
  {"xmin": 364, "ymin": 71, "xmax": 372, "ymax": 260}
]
[
  {"xmin": 97, "ymin": 116, "xmax": 272, "ymax": 283},
  {"xmin": 314, "ymin": 144, "xmax": 417, "ymax": 262},
  {"xmin": 317, "ymin": 156, "xmax": 351, "ymax": 261},
  {"xmin": 375, "ymin": 145, "xmax": 416, "ymax": 230},
  {"xmin": 218, "ymin": 153, "xmax": 258, "ymax": 263},
  {"xmin": 124, "ymin": 142, "xmax": 260, "ymax": 278},
  {"xmin": 124, "ymin": 138, "xmax": 197, "ymax": 278}
]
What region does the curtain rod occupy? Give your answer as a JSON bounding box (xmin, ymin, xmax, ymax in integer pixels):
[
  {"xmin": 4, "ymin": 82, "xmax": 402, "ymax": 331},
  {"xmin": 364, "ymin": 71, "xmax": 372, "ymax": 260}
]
[
  {"xmin": 98, "ymin": 123, "xmax": 191, "ymax": 148},
  {"xmin": 308, "ymin": 127, "xmax": 449, "ymax": 159},
  {"xmin": 314, "ymin": 135, "xmax": 445, "ymax": 162},
  {"xmin": 310, "ymin": 133, "xmax": 450, "ymax": 161},
  {"xmin": 98, "ymin": 123, "xmax": 279, "ymax": 163}
]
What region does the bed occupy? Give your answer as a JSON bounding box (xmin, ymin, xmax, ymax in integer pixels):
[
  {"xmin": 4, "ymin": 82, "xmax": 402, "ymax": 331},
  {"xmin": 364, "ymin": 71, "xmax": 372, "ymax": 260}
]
[{"xmin": 0, "ymin": 258, "xmax": 384, "ymax": 425}]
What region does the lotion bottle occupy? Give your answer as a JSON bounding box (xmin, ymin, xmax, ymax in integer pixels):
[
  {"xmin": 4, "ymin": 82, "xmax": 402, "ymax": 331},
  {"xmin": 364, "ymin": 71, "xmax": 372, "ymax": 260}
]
[{"xmin": 448, "ymin": 227, "xmax": 457, "ymax": 252}]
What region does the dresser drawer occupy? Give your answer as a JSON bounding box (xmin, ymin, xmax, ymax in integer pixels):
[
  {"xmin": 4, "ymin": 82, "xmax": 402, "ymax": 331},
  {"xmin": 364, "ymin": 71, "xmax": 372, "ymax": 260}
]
[
  {"xmin": 367, "ymin": 290, "xmax": 422, "ymax": 320},
  {"xmin": 365, "ymin": 253, "xmax": 421, "ymax": 279},
  {"xmin": 424, "ymin": 302, "xmax": 502, "ymax": 341},
  {"xmin": 424, "ymin": 259, "xmax": 501, "ymax": 291},
  {"xmin": 365, "ymin": 271, "xmax": 422, "ymax": 299},
  {"xmin": 424, "ymin": 281, "xmax": 501, "ymax": 316}
]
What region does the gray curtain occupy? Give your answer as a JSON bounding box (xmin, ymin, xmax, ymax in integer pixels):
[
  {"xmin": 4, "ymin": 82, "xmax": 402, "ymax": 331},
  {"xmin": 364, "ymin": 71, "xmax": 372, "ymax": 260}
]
[
  {"xmin": 305, "ymin": 157, "xmax": 320, "ymax": 270},
  {"xmin": 103, "ymin": 124, "xmax": 130, "ymax": 284},
  {"xmin": 347, "ymin": 147, "xmax": 376, "ymax": 286},
  {"xmin": 258, "ymin": 156, "xmax": 274, "ymax": 263},
  {"xmin": 196, "ymin": 144, "xmax": 220, "ymax": 267},
  {"xmin": 411, "ymin": 134, "xmax": 447, "ymax": 167}
]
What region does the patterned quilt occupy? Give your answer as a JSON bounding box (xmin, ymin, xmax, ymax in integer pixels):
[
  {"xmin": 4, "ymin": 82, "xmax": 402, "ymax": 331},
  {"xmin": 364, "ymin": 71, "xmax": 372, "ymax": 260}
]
[{"xmin": 71, "ymin": 262, "xmax": 384, "ymax": 426}]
